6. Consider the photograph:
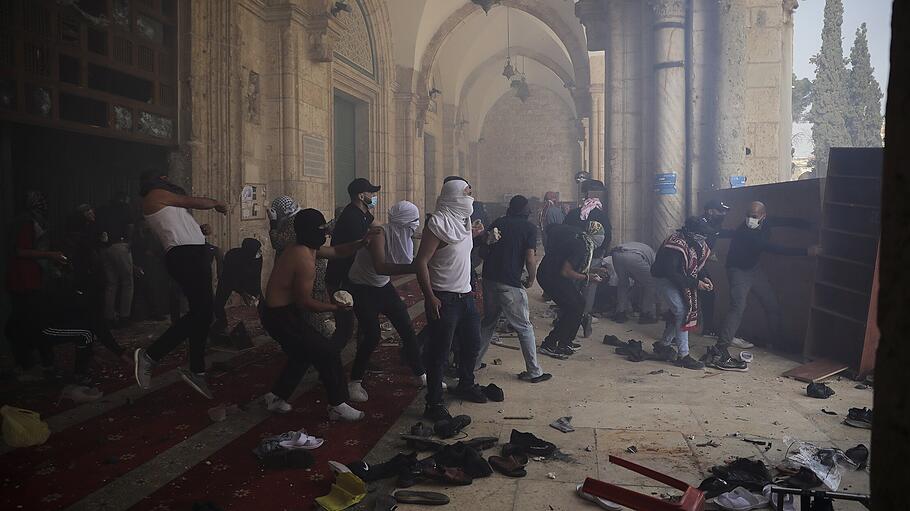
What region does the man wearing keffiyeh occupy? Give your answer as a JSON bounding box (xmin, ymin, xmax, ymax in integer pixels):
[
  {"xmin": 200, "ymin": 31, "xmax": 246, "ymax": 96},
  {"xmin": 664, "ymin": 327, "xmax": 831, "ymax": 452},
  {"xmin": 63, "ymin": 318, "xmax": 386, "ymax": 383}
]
[{"xmin": 649, "ymin": 216, "xmax": 715, "ymax": 370}]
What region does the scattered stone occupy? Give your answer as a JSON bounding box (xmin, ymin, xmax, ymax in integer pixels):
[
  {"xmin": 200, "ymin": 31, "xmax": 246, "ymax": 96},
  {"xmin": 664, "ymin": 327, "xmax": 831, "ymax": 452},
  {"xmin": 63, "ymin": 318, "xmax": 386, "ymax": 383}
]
[
  {"xmin": 546, "ymin": 472, "xmax": 557, "ymax": 480},
  {"xmin": 687, "ymin": 435, "xmax": 696, "ymax": 440},
  {"xmin": 585, "ymin": 445, "xmax": 593, "ymax": 452},
  {"xmin": 696, "ymin": 439, "xmax": 720, "ymax": 448},
  {"xmin": 821, "ymin": 409, "xmax": 838, "ymax": 415},
  {"xmin": 492, "ymin": 358, "xmax": 502, "ymax": 366},
  {"xmin": 649, "ymin": 369, "xmax": 665, "ymax": 375}
]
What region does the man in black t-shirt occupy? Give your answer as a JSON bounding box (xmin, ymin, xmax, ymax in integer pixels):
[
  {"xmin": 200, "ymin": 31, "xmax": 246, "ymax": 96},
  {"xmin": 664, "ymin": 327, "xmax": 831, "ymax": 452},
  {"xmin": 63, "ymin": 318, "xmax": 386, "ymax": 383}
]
[
  {"xmin": 475, "ymin": 196, "xmax": 550, "ymax": 383},
  {"xmin": 325, "ymin": 178, "xmax": 380, "ymax": 292},
  {"xmin": 536, "ymin": 222, "xmax": 607, "ymax": 359}
]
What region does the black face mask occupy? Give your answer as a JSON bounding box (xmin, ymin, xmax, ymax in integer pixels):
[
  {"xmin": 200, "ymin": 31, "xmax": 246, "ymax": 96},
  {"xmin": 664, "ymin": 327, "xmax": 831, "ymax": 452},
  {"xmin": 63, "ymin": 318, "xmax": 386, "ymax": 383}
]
[{"xmin": 294, "ymin": 209, "xmax": 329, "ymax": 249}]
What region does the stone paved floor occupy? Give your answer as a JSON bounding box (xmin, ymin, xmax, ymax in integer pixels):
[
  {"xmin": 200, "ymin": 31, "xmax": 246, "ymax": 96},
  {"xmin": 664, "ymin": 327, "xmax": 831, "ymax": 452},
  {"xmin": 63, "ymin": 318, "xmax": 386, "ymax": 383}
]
[{"xmin": 360, "ymin": 285, "xmax": 873, "ymax": 511}]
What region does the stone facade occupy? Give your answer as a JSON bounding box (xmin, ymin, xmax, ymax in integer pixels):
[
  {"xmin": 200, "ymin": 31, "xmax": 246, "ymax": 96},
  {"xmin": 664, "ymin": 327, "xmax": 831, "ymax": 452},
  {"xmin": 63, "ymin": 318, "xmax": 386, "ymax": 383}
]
[{"xmin": 475, "ymin": 85, "xmax": 582, "ymax": 203}]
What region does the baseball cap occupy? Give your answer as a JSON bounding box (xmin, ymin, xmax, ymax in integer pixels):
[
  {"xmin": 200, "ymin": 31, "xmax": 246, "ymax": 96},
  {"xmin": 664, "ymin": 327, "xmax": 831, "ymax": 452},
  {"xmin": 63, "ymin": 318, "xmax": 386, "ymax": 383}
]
[
  {"xmin": 347, "ymin": 178, "xmax": 381, "ymax": 196},
  {"xmin": 704, "ymin": 199, "xmax": 731, "ymax": 212}
]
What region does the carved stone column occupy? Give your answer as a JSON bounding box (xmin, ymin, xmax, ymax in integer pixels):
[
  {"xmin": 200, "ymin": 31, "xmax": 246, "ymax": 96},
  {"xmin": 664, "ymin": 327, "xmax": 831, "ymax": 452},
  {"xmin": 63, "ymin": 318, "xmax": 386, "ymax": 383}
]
[
  {"xmin": 780, "ymin": 0, "xmax": 799, "ymax": 180},
  {"xmin": 651, "ymin": 0, "xmax": 687, "ymax": 246}
]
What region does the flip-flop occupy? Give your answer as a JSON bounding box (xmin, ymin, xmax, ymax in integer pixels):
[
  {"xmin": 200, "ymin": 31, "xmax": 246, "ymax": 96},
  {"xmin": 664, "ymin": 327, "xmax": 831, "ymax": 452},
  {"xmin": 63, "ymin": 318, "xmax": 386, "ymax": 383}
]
[
  {"xmin": 713, "ymin": 486, "xmax": 770, "ymax": 510},
  {"xmin": 279, "ymin": 432, "xmax": 324, "ymax": 450},
  {"xmin": 393, "ymin": 490, "xmax": 450, "ymax": 505},
  {"xmin": 575, "ymin": 484, "xmax": 623, "ymax": 511}
]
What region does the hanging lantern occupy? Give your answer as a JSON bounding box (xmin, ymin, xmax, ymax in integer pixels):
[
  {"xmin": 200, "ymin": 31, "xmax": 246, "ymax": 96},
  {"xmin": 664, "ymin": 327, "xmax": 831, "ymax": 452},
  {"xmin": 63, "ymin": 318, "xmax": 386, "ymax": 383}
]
[
  {"xmin": 471, "ymin": 0, "xmax": 500, "ymax": 14},
  {"xmin": 502, "ymin": 58, "xmax": 515, "ymax": 79}
]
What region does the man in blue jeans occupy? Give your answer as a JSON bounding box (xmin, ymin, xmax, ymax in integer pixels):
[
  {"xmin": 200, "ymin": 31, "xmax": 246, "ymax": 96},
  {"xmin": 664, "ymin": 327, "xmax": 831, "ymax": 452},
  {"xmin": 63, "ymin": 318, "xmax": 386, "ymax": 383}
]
[
  {"xmin": 475, "ymin": 195, "xmax": 550, "ymax": 383},
  {"xmin": 415, "ymin": 177, "xmax": 489, "ymax": 421},
  {"xmin": 650, "ymin": 216, "xmax": 714, "ymax": 370}
]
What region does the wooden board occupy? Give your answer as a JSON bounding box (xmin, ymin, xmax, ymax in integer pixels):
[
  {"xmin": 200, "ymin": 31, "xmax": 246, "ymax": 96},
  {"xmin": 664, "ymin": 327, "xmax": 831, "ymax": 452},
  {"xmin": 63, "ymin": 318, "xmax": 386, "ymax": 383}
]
[{"xmin": 782, "ymin": 358, "xmax": 850, "ymax": 383}]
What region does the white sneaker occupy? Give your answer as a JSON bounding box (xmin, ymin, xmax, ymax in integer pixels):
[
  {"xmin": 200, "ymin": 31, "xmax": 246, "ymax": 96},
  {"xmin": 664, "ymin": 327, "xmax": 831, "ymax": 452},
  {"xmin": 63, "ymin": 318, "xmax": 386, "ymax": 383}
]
[
  {"xmin": 348, "ymin": 381, "xmax": 369, "ymax": 402},
  {"xmin": 731, "ymin": 337, "xmax": 755, "ymax": 349},
  {"xmin": 328, "ymin": 402, "xmax": 365, "ymax": 421},
  {"xmin": 417, "ymin": 373, "xmax": 447, "ymax": 390},
  {"xmin": 263, "ymin": 392, "xmax": 292, "ymax": 413}
]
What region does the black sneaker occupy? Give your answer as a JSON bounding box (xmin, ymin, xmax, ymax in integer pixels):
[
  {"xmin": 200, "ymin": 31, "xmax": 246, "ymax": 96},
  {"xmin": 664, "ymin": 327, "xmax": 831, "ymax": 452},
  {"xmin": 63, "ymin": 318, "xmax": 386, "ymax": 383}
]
[
  {"xmin": 674, "ymin": 355, "xmax": 705, "ymax": 370},
  {"xmin": 453, "ymin": 384, "xmax": 488, "ymax": 404},
  {"xmin": 611, "ymin": 311, "xmax": 629, "ymax": 324},
  {"xmin": 509, "ymin": 429, "xmax": 557, "ymax": 457},
  {"xmin": 434, "ymin": 414, "xmax": 472, "ymax": 439},
  {"xmin": 539, "ymin": 343, "xmax": 569, "ymax": 360},
  {"xmin": 651, "ymin": 342, "xmax": 678, "ymax": 362},
  {"xmin": 423, "ymin": 404, "xmax": 453, "ymax": 422},
  {"xmin": 703, "ymin": 346, "xmax": 749, "ymax": 372},
  {"xmin": 566, "ymin": 341, "xmax": 582, "ymax": 352},
  {"xmin": 844, "ymin": 407, "xmax": 873, "ymax": 429}
]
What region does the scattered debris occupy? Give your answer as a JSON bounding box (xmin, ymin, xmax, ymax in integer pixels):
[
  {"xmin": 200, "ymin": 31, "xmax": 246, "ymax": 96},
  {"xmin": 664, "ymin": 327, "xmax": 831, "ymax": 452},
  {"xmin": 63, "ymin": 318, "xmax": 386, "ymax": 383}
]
[
  {"xmin": 532, "ymin": 456, "xmax": 546, "ymax": 462},
  {"xmin": 687, "ymin": 435, "xmax": 696, "ymax": 441},
  {"xmin": 546, "ymin": 472, "xmax": 557, "ymax": 480},
  {"xmin": 844, "ymin": 444, "xmax": 869, "ymax": 470},
  {"xmin": 626, "ymin": 446, "xmax": 638, "ymax": 454},
  {"xmin": 584, "ymin": 445, "xmax": 593, "ymax": 452},
  {"xmin": 742, "ymin": 437, "xmax": 772, "ymax": 452},
  {"xmin": 696, "ymin": 439, "xmax": 720, "ymax": 448},
  {"xmin": 648, "ymin": 369, "xmax": 665, "ymax": 375},
  {"xmin": 821, "ymin": 409, "xmax": 838, "ymax": 415},
  {"xmin": 854, "ymin": 384, "xmax": 869, "ymax": 390},
  {"xmin": 503, "ymin": 416, "xmax": 533, "ymax": 420},
  {"xmin": 492, "ymin": 358, "xmax": 503, "ymax": 366},
  {"xmin": 549, "ymin": 416, "xmax": 575, "ymax": 434}
]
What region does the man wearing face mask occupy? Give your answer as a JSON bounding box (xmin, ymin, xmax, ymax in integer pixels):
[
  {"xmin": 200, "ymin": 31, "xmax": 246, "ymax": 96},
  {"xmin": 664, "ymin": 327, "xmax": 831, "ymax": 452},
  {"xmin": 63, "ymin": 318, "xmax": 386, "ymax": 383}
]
[
  {"xmin": 699, "ymin": 200, "xmax": 732, "ymax": 338},
  {"xmin": 325, "ymin": 178, "xmax": 380, "ymax": 293},
  {"xmin": 415, "ymin": 177, "xmax": 489, "ymax": 421},
  {"xmin": 345, "ymin": 200, "xmax": 426, "ymax": 402},
  {"xmin": 564, "ymin": 180, "xmax": 612, "ymax": 338},
  {"xmin": 259, "ymin": 209, "xmax": 369, "ymax": 420},
  {"xmin": 708, "ymin": 201, "xmax": 820, "ymax": 370},
  {"xmin": 650, "ymin": 216, "xmax": 714, "ymax": 370}
]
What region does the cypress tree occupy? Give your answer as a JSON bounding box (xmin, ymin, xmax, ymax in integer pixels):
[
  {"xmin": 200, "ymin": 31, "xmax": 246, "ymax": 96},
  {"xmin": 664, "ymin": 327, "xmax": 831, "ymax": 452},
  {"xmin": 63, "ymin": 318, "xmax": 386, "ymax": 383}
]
[
  {"xmin": 846, "ymin": 23, "xmax": 884, "ymax": 147},
  {"xmin": 808, "ymin": 0, "xmax": 851, "ymax": 174}
]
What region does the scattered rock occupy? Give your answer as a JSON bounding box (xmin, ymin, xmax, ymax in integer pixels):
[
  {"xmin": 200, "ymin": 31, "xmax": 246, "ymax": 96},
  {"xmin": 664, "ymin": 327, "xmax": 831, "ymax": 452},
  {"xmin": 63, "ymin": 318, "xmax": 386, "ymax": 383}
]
[
  {"xmin": 649, "ymin": 369, "xmax": 665, "ymax": 375},
  {"xmin": 492, "ymin": 358, "xmax": 502, "ymax": 366},
  {"xmin": 584, "ymin": 445, "xmax": 593, "ymax": 452},
  {"xmin": 546, "ymin": 472, "xmax": 557, "ymax": 480}
]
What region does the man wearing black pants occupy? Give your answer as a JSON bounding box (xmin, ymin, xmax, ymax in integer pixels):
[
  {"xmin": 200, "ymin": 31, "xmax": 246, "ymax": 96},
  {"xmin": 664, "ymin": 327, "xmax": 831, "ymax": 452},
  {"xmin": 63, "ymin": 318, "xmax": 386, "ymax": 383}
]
[
  {"xmin": 133, "ymin": 169, "xmax": 227, "ymax": 399},
  {"xmin": 259, "ymin": 208, "xmax": 368, "ymax": 420},
  {"xmin": 699, "ymin": 199, "xmax": 732, "ymax": 337},
  {"xmin": 537, "ymin": 222, "xmax": 606, "ymax": 358},
  {"xmin": 211, "ymin": 238, "xmax": 263, "ymax": 333}
]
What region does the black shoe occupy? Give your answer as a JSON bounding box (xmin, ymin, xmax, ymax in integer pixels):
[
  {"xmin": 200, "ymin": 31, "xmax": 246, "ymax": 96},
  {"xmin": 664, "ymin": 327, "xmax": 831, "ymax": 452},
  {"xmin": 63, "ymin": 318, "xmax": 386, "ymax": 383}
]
[
  {"xmin": 509, "ymin": 429, "xmax": 557, "ymax": 457},
  {"xmin": 409, "ymin": 421, "xmax": 434, "ymax": 437},
  {"xmin": 845, "ymin": 444, "xmax": 869, "ymax": 469},
  {"xmin": 434, "ymin": 415, "xmax": 472, "ymax": 439},
  {"xmin": 539, "ymin": 343, "xmax": 568, "ymax": 360},
  {"xmin": 638, "ymin": 313, "xmax": 657, "ymax": 324},
  {"xmin": 652, "ymin": 342, "xmax": 678, "ymax": 362},
  {"xmin": 518, "ymin": 372, "xmax": 552, "ymax": 383},
  {"xmin": 807, "ymin": 382, "xmax": 836, "ymax": 399},
  {"xmin": 623, "ymin": 340, "xmax": 647, "ymax": 362},
  {"xmin": 674, "ymin": 355, "xmax": 705, "ymax": 370},
  {"xmin": 844, "ymin": 407, "xmax": 873, "ymax": 429},
  {"xmin": 611, "ymin": 311, "xmax": 629, "ymax": 324},
  {"xmin": 433, "ymin": 442, "xmax": 493, "ymax": 478},
  {"xmin": 703, "ymin": 345, "xmax": 749, "ymax": 372},
  {"xmin": 581, "ymin": 315, "xmax": 592, "ymax": 338},
  {"xmin": 565, "ymin": 340, "xmax": 582, "ymax": 352},
  {"xmin": 603, "ymin": 334, "xmax": 624, "ymax": 347},
  {"xmin": 349, "ymin": 453, "xmax": 417, "ymax": 482},
  {"xmin": 423, "ymin": 404, "xmax": 453, "ymax": 422},
  {"xmin": 453, "ymin": 384, "xmax": 488, "ymax": 404},
  {"xmin": 482, "ymin": 383, "xmax": 504, "ymax": 402}
]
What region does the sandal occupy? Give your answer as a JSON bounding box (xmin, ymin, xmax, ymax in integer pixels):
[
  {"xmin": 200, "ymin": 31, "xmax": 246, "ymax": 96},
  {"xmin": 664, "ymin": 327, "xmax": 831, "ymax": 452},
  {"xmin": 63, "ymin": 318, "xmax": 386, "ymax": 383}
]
[
  {"xmin": 393, "ymin": 490, "xmax": 450, "ymax": 505},
  {"xmin": 279, "ymin": 431, "xmax": 324, "ymax": 450}
]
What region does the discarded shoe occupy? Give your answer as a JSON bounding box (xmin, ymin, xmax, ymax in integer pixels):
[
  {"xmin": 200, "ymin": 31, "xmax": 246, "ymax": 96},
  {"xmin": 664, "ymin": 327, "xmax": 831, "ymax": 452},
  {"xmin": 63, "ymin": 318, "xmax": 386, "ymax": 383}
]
[
  {"xmin": 278, "ymin": 431, "xmax": 324, "ymax": 450},
  {"xmin": 346, "ymin": 453, "xmax": 417, "ymax": 482},
  {"xmin": 510, "ymin": 429, "xmax": 557, "ymax": 457},
  {"xmin": 482, "ymin": 383, "xmax": 504, "ymax": 402},
  {"xmin": 434, "ymin": 414, "xmax": 472, "ymax": 439},
  {"xmin": 433, "ymin": 442, "xmax": 492, "ymax": 478},
  {"xmin": 675, "ymin": 355, "xmax": 705, "ymax": 370},
  {"xmin": 713, "ymin": 486, "xmax": 769, "ymax": 510},
  {"xmin": 409, "ymin": 421, "xmax": 434, "ymax": 438},
  {"xmin": 315, "ymin": 472, "xmax": 366, "ymax": 511},
  {"xmin": 845, "ymin": 444, "xmax": 869, "ymax": 469},
  {"xmin": 623, "ymin": 340, "xmax": 648, "ymax": 362},
  {"xmin": 549, "ymin": 416, "xmax": 575, "ymax": 433},
  {"xmin": 489, "ymin": 454, "xmax": 528, "ymax": 477},
  {"xmin": 603, "ymin": 335, "xmax": 625, "ymax": 347},
  {"xmin": 452, "ymin": 384, "xmax": 488, "ymax": 404},
  {"xmin": 393, "ymin": 490, "xmax": 450, "ymax": 505},
  {"xmin": 807, "ymin": 382, "xmax": 835, "ymax": 399},
  {"xmin": 575, "ymin": 483, "xmax": 623, "ymax": 511},
  {"xmin": 423, "ymin": 404, "xmax": 453, "ymax": 423},
  {"xmin": 463, "ymin": 436, "xmax": 499, "ymax": 451},
  {"xmin": 844, "ymin": 407, "xmax": 873, "ymax": 429},
  {"xmin": 400, "ymin": 435, "xmax": 447, "ymax": 452}
]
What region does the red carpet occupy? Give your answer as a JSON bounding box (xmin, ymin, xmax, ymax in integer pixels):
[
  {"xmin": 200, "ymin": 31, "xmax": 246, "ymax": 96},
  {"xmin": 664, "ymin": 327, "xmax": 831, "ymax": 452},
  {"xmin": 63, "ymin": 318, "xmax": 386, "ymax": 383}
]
[{"xmin": 0, "ymin": 278, "xmax": 427, "ymax": 511}]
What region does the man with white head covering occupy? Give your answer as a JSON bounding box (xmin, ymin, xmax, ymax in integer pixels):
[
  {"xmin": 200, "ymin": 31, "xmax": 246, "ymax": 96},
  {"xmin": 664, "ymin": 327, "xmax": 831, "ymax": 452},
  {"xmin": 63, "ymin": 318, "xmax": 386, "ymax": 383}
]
[
  {"xmin": 415, "ymin": 177, "xmax": 489, "ymax": 422},
  {"xmin": 345, "ymin": 200, "xmax": 426, "ymax": 402}
]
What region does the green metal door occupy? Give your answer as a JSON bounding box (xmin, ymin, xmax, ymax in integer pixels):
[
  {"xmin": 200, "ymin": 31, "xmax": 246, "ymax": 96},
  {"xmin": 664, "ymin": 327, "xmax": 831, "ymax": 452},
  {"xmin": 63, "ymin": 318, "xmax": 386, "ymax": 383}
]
[{"xmin": 334, "ymin": 95, "xmax": 356, "ymax": 207}]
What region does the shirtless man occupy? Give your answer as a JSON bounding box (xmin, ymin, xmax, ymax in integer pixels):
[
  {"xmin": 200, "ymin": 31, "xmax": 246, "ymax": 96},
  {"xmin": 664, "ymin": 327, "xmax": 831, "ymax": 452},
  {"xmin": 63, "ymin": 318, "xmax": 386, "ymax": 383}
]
[{"xmin": 259, "ymin": 208, "xmax": 370, "ymax": 421}]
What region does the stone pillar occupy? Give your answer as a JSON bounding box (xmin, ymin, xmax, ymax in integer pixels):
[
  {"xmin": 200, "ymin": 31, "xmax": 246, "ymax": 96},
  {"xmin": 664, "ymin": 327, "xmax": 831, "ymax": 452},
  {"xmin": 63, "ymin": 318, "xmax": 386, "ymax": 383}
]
[
  {"xmin": 716, "ymin": 0, "xmax": 748, "ymax": 189},
  {"xmin": 780, "ymin": 0, "xmax": 798, "ymax": 181},
  {"xmin": 651, "ymin": 0, "xmax": 687, "ymax": 246}
]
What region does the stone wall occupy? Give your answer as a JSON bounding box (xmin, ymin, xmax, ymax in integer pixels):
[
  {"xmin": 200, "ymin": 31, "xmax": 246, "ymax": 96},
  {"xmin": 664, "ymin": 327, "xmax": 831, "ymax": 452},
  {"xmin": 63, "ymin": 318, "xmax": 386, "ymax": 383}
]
[{"xmin": 475, "ymin": 85, "xmax": 581, "ymax": 204}]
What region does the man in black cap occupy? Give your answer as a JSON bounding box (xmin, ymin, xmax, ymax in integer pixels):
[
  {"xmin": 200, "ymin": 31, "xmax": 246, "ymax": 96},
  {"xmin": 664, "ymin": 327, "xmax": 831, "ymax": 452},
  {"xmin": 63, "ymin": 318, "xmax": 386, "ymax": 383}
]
[
  {"xmin": 699, "ymin": 199, "xmax": 732, "ymax": 337},
  {"xmin": 326, "ymin": 177, "xmax": 381, "ymax": 293},
  {"xmin": 564, "ymin": 179, "xmax": 612, "ymax": 338}
]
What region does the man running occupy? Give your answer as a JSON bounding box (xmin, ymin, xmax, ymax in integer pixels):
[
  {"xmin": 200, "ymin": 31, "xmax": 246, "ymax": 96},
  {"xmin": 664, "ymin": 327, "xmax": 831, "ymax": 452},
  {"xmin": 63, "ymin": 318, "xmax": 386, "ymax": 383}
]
[{"xmin": 134, "ymin": 169, "xmax": 226, "ymax": 399}]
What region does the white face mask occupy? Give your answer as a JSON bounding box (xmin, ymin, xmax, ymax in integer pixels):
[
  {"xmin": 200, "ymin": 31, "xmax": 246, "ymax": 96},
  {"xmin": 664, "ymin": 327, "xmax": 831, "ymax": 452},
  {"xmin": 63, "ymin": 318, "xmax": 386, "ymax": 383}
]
[{"xmin": 746, "ymin": 217, "xmax": 761, "ymax": 229}]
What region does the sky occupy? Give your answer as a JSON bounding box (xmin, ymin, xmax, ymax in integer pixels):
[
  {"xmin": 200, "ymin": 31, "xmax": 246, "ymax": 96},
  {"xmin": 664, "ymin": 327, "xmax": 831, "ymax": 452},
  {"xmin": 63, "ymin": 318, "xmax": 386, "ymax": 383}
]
[{"xmin": 792, "ymin": 0, "xmax": 892, "ymax": 157}]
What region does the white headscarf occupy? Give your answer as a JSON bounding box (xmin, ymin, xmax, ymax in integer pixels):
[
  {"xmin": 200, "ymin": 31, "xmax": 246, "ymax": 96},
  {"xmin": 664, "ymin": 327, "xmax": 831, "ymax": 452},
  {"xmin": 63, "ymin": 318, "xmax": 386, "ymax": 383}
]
[
  {"xmin": 427, "ymin": 179, "xmax": 474, "ymax": 245},
  {"xmin": 387, "ymin": 200, "xmax": 420, "ymax": 264}
]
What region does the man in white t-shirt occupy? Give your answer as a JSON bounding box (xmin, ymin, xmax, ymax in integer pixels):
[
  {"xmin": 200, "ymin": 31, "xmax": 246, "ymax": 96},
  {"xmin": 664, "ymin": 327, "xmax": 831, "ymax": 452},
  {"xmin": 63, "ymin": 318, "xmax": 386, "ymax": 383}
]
[{"xmin": 415, "ymin": 177, "xmax": 488, "ymax": 422}]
